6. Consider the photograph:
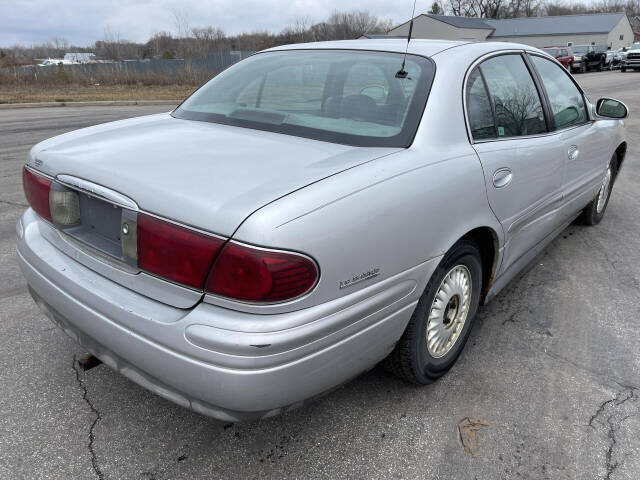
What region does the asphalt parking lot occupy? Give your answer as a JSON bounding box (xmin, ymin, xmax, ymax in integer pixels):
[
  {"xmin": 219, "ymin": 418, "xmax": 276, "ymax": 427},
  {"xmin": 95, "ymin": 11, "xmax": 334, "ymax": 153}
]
[{"xmin": 1, "ymin": 70, "xmax": 639, "ymax": 480}]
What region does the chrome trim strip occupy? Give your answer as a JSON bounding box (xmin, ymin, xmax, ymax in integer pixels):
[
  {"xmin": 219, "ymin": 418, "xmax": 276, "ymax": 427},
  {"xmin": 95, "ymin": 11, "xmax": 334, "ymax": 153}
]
[
  {"xmin": 24, "ymin": 164, "xmax": 55, "ymax": 180},
  {"xmin": 139, "ymin": 210, "xmax": 228, "ymax": 242},
  {"xmin": 56, "ymin": 175, "xmax": 139, "ymax": 210}
]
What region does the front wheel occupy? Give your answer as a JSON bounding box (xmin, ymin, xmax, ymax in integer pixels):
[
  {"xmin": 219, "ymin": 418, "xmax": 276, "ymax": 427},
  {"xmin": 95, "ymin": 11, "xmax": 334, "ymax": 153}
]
[
  {"xmin": 383, "ymin": 240, "xmax": 483, "ymax": 384},
  {"xmin": 621, "ymin": 66, "xmax": 627, "ymax": 72},
  {"xmin": 577, "ymin": 155, "xmax": 617, "ymax": 226},
  {"xmin": 581, "ymin": 62, "xmax": 588, "ymax": 73}
]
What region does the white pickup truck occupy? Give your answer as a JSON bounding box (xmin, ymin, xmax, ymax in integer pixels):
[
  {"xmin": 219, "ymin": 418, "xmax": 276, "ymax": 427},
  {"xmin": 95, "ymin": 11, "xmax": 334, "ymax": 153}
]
[{"xmin": 621, "ymin": 43, "xmax": 640, "ymax": 72}]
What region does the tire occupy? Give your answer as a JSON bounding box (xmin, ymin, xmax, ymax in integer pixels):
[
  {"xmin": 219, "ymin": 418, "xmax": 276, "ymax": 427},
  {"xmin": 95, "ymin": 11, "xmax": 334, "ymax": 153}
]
[
  {"xmin": 621, "ymin": 66, "xmax": 627, "ymax": 72},
  {"xmin": 383, "ymin": 240, "xmax": 483, "ymax": 384},
  {"xmin": 598, "ymin": 60, "xmax": 604, "ymax": 71},
  {"xmin": 581, "ymin": 62, "xmax": 587, "ymax": 73},
  {"xmin": 577, "ymin": 154, "xmax": 617, "ymax": 226}
]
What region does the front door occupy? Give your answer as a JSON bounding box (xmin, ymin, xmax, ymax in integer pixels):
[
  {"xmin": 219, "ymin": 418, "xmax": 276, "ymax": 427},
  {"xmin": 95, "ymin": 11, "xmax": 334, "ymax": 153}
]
[{"xmin": 527, "ymin": 54, "xmax": 610, "ymax": 220}]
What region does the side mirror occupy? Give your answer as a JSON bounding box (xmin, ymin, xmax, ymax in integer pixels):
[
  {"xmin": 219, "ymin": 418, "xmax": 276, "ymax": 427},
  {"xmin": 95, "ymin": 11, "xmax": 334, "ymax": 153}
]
[{"xmin": 596, "ymin": 98, "xmax": 628, "ymax": 119}]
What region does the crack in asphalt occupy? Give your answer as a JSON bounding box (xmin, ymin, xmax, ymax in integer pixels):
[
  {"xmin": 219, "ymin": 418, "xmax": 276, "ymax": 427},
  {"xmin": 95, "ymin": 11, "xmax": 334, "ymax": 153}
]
[
  {"xmin": 587, "ymin": 388, "xmax": 638, "ymax": 479},
  {"xmin": 0, "ymin": 198, "xmax": 28, "ymax": 208},
  {"xmin": 72, "ymin": 355, "xmax": 105, "ymax": 480}
]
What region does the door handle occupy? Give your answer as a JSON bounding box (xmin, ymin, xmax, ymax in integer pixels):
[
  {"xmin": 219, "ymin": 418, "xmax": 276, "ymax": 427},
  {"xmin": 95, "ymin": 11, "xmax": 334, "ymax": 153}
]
[
  {"xmin": 568, "ymin": 145, "xmax": 579, "ymax": 161},
  {"xmin": 493, "ymin": 168, "xmax": 513, "ymax": 188}
]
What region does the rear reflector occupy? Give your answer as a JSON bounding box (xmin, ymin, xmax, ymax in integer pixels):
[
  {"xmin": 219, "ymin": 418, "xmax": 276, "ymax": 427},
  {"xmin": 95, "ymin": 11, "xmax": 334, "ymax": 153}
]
[
  {"xmin": 22, "ymin": 167, "xmax": 52, "ymax": 221},
  {"xmin": 205, "ymin": 242, "xmax": 318, "ymax": 302},
  {"xmin": 137, "ymin": 213, "xmax": 224, "ymax": 289}
]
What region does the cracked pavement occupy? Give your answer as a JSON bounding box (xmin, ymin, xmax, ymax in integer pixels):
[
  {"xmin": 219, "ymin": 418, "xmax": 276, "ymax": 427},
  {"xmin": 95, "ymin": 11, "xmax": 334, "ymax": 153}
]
[{"xmin": 1, "ymin": 72, "xmax": 639, "ymax": 479}]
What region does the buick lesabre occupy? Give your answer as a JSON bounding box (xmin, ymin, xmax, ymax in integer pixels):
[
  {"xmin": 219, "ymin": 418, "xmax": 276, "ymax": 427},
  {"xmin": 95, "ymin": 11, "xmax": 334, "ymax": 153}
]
[{"xmin": 17, "ymin": 39, "xmax": 628, "ymax": 421}]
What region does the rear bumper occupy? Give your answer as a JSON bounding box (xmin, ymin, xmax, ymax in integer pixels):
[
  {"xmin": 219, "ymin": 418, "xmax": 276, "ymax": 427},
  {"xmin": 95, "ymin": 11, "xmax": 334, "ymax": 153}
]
[{"xmin": 17, "ymin": 209, "xmax": 432, "ymax": 421}]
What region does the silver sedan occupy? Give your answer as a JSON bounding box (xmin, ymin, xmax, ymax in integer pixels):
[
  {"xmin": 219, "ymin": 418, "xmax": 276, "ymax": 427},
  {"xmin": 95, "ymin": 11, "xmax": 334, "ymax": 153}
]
[{"xmin": 17, "ymin": 39, "xmax": 628, "ymax": 421}]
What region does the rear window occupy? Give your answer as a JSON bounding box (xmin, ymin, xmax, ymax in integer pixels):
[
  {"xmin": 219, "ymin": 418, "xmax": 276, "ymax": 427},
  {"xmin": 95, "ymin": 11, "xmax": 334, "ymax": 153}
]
[
  {"xmin": 543, "ymin": 48, "xmax": 558, "ymax": 56},
  {"xmin": 172, "ymin": 49, "xmax": 435, "ymax": 147}
]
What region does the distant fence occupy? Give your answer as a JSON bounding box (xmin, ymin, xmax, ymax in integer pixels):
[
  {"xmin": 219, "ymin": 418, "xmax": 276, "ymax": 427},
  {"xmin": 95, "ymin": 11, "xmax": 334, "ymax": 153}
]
[{"xmin": 1, "ymin": 51, "xmax": 255, "ymax": 85}]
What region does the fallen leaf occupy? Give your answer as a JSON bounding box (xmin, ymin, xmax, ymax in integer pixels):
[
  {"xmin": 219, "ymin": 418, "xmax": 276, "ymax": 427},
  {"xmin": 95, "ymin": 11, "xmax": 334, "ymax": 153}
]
[{"xmin": 458, "ymin": 417, "xmax": 491, "ymax": 457}]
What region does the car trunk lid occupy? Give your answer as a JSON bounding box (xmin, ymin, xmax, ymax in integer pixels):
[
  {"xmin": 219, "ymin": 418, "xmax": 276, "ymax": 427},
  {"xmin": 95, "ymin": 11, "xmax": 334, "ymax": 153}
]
[{"xmin": 29, "ymin": 113, "xmax": 400, "ymax": 308}]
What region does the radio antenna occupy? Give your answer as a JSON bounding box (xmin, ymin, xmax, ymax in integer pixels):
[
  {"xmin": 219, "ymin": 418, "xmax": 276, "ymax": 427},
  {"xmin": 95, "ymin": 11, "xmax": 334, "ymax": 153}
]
[{"xmin": 396, "ymin": 0, "xmax": 418, "ymax": 78}]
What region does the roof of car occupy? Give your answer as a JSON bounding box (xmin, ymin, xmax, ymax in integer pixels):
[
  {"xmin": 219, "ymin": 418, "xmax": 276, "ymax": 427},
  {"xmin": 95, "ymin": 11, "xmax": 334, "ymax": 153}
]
[
  {"xmin": 265, "ymin": 39, "xmax": 540, "ymax": 58},
  {"xmin": 266, "ymin": 39, "xmax": 471, "ymax": 57}
]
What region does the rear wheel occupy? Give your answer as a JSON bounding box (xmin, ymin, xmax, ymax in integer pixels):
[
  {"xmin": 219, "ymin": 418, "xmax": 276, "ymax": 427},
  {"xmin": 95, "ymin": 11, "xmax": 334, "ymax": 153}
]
[
  {"xmin": 577, "ymin": 155, "xmax": 617, "ymax": 226},
  {"xmin": 383, "ymin": 240, "xmax": 483, "ymax": 384}
]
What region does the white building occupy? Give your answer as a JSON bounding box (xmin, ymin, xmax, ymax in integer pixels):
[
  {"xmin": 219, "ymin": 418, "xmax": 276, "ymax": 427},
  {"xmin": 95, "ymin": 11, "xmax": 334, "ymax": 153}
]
[
  {"xmin": 387, "ymin": 12, "xmax": 633, "ymax": 50},
  {"xmin": 63, "ymin": 53, "xmax": 96, "ymax": 63}
]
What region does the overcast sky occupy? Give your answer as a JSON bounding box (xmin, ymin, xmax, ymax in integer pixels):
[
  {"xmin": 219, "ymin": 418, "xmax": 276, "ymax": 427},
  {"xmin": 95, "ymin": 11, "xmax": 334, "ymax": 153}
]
[{"xmin": 0, "ymin": 0, "xmax": 417, "ymax": 47}]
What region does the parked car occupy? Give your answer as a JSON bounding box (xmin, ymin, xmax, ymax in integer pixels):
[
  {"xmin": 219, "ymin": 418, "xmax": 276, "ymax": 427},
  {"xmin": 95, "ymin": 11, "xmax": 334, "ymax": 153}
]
[
  {"xmin": 621, "ymin": 43, "xmax": 640, "ymax": 71},
  {"xmin": 543, "ymin": 46, "xmax": 574, "ymax": 69},
  {"xmin": 570, "ymin": 44, "xmax": 607, "ymax": 72},
  {"xmin": 18, "ymin": 40, "xmax": 628, "ymax": 421},
  {"xmin": 604, "ymin": 50, "xmax": 621, "ymax": 70}
]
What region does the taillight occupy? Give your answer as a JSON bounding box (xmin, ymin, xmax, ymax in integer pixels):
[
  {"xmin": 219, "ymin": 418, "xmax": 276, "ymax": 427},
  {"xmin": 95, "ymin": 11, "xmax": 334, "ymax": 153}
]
[
  {"xmin": 137, "ymin": 213, "xmax": 224, "ymax": 289},
  {"xmin": 22, "ymin": 167, "xmax": 52, "ymax": 221},
  {"xmin": 205, "ymin": 242, "xmax": 318, "ymax": 302}
]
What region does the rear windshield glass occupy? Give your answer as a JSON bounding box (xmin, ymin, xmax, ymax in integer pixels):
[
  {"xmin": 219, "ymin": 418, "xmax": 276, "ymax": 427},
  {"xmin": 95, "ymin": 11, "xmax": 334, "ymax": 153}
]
[
  {"xmin": 172, "ymin": 49, "xmax": 435, "ymax": 147},
  {"xmin": 572, "ymin": 46, "xmax": 589, "ymax": 54},
  {"xmin": 543, "ymin": 48, "xmax": 558, "ymax": 56}
]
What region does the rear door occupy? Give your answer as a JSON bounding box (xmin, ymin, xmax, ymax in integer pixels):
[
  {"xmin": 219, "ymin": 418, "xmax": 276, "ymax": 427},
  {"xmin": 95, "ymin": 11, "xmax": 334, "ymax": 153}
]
[
  {"xmin": 527, "ymin": 53, "xmax": 610, "ymax": 220},
  {"xmin": 467, "ymin": 53, "xmax": 566, "ymax": 274}
]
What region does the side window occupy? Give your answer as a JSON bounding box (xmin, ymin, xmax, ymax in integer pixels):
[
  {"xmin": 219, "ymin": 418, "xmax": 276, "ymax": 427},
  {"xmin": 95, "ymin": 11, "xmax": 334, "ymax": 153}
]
[
  {"xmin": 466, "ymin": 68, "xmax": 496, "ymax": 140},
  {"xmin": 530, "ymin": 55, "xmax": 587, "ymax": 129},
  {"xmin": 479, "ymin": 54, "xmax": 547, "ymax": 138}
]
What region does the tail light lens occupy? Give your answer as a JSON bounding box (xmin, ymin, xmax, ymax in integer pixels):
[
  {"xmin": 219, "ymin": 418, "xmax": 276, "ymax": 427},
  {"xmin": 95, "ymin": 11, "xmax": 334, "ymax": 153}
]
[
  {"xmin": 22, "ymin": 167, "xmax": 52, "ymax": 221},
  {"xmin": 137, "ymin": 213, "xmax": 224, "ymax": 289},
  {"xmin": 205, "ymin": 242, "xmax": 318, "ymax": 302}
]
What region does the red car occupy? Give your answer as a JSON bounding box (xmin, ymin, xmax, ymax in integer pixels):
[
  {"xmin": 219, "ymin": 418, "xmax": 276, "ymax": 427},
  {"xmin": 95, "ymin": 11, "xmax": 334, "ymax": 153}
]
[{"xmin": 543, "ymin": 47, "xmax": 574, "ymax": 70}]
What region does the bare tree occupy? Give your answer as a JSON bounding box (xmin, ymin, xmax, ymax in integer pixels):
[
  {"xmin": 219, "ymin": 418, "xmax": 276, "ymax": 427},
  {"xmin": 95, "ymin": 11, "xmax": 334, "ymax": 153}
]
[{"xmin": 171, "ymin": 7, "xmax": 192, "ymax": 38}]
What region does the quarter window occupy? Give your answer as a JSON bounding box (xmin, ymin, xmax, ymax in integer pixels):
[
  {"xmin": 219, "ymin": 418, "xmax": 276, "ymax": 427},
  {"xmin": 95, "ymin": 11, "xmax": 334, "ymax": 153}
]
[
  {"xmin": 478, "ymin": 55, "xmax": 547, "ymax": 138},
  {"xmin": 530, "ymin": 55, "xmax": 587, "ymax": 129},
  {"xmin": 466, "ymin": 68, "xmax": 496, "ymax": 140}
]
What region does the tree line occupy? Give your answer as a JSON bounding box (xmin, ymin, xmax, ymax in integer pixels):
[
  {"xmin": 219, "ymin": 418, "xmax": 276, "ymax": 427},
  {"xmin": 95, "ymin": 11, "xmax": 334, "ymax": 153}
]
[{"xmin": 2, "ymin": 2, "xmax": 640, "ymax": 68}]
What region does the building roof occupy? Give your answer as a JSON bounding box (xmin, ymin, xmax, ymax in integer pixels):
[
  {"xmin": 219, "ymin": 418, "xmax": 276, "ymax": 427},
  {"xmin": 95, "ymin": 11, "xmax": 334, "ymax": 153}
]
[
  {"xmin": 389, "ymin": 12, "xmax": 627, "ymax": 39},
  {"xmin": 485, "ymin": 12, "xmax": 627, "ymax": 37},
  {"xmin": 428, "ymin": 14, "xmax": 495, "ymax": 30}
]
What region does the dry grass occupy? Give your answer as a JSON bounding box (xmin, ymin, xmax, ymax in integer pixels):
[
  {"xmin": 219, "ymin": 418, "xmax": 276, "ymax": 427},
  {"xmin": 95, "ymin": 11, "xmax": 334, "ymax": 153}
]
[{"xmin": 0, "ymin": 84, "xmax": 197, "ymax": 104}]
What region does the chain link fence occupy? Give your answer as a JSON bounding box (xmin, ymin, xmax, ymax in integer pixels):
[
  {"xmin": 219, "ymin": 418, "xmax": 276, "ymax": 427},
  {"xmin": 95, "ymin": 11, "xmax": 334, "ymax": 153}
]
[{"xmin": 1, "ymin": 51, "xmax": 255, "ymax": 86}]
